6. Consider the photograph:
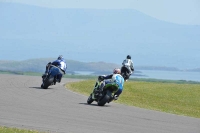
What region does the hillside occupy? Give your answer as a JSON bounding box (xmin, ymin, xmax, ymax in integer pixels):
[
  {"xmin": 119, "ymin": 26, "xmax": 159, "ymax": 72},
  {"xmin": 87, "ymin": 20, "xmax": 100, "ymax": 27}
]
[
  {"xmin": 0, "ymin": 58, "xmax": 121, "ymax": 74},
  {"xmin": 0, "ymin": 58, "xmax": 199, "ymax": 76},
  {"xmin": 0, "ymin": 2, "xmax": 200, "ymax": 69}
]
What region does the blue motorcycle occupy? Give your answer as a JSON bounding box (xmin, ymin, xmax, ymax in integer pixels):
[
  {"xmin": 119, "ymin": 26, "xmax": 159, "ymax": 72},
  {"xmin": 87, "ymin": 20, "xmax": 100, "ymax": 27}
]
[{"xmin": 41, "ymin": 65, "xmax": 63, "ymax": 89}]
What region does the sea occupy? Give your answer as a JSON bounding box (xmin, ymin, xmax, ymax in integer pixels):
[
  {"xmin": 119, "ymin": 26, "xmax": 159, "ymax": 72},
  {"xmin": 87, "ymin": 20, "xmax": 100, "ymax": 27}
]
[{"xmin": 132, "ymin": 70, "xmax": 200, "ymax": 82}]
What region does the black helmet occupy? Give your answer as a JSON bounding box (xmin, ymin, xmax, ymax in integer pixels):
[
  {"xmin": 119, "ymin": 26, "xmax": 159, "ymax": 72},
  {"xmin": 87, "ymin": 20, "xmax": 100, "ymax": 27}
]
[
  {"xmin": 127, "ymin": 55, "xmax": 131, "ymax": 59},
  {"xmin": 58, "ymin": 55, "xmax": 63, "ymax": 60}
]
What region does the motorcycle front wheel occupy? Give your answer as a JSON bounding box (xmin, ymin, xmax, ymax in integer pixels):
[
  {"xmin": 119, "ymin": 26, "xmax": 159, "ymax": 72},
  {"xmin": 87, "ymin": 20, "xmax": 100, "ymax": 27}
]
[{"xmin": 87, "ymin": 94, "xmax": 94, "ymax": 104}]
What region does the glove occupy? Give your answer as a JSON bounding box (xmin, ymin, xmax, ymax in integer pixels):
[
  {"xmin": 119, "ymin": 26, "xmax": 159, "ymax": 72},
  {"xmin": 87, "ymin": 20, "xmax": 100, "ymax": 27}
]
[
  {"xmin": 98, "ymin": 76, "xmax": 104, "ymax": 81},
  {"xmin": 46, "ymin": 62, "xmax": 52, "ymax": 67}
]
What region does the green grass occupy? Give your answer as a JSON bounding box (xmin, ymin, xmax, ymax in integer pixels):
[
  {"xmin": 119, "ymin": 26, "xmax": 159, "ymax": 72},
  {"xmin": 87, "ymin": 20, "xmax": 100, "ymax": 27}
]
[
  {"xmin": 66, "ymin": 79, "xmax": 200, "ymax": 118},
  {"xmin": 0, "ymin": 126, "xmax": 45, "ymax": 133}
]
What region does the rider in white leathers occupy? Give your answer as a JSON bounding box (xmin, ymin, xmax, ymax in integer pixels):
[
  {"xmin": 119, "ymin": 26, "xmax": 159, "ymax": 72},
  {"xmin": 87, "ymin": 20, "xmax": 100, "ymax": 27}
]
[{"xmin": 121, "ymin": 55, "xmax": 134, "ymax": 80}]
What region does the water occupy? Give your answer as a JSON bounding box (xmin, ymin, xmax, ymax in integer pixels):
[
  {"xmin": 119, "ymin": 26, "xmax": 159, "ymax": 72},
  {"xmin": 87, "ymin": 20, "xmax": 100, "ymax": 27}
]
[
  {"xmin": 74, "ymin": 70, "xmax": 200, "ymax": 82},
  {"xmin": 132, "ymin": 70, "xmax": 200, "ymax": 82},
  {"xmin": 74, "ymin": 71, "xmax": 95, "ymax": 75}
]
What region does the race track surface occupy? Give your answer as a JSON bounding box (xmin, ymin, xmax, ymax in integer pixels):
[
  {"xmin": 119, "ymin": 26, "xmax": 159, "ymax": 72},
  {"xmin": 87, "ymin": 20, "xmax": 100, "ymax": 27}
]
[{"xmin": 0, "ymin": 74, "xmax": 199, "ymax": 133}]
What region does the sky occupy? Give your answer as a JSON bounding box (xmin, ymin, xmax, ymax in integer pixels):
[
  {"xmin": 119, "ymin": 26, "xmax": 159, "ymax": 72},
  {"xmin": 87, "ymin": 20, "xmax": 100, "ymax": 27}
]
[{"xmin": 1, "ymin": 0, "xmax": 200, "ymax": 25}]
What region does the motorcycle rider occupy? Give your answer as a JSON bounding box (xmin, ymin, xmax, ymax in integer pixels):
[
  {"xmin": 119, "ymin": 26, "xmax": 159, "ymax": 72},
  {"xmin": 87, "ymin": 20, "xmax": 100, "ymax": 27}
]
[
  {"xmin": 42, "ymin": 55, "xmax": 67, "ymax": 82},
  {"xmin": 121, "ymin": 55, "xmax": 134, "ymax": 81},
  {"xmin": 93, "ymin": 68, "xmax": 124, "ymax": 101}
]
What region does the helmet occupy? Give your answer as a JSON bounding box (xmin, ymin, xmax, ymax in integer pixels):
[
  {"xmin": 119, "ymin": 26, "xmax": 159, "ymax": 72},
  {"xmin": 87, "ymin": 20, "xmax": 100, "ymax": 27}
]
[
  {"xmin": 113, "ymin": 68, "xmax": 121, "ymax": 74},
  {"xmin": 127, "ymin": 55, "xmax": 131, "ymax": 59},
  {"xmin": 58, "ymin": 55, "xmax": 63, "ymax": 60}
]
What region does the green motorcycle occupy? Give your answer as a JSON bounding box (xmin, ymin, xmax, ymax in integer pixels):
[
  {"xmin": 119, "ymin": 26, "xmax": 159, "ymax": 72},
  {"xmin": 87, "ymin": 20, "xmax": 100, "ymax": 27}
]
[{"xmin": 87, "ymin": 80, "xmax": 119, "ymax": 106}]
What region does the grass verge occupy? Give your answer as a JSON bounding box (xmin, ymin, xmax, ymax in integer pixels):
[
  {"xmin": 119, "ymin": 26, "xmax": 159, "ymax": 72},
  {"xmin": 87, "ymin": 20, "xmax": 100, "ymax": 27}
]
[
  {"xmin": 66, "ymin": 79, "xmax": 200, "ymax": 118},
  {"xmin": 0, "ymin": 126, "xmax": 46, "ymax": 133}
]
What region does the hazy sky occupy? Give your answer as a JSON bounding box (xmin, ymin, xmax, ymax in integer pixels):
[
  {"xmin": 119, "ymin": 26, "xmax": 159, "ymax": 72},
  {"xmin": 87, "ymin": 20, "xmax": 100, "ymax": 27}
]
[{"xmin": 1, "ymin": 0, "xmax": 200, "ymax": 25}]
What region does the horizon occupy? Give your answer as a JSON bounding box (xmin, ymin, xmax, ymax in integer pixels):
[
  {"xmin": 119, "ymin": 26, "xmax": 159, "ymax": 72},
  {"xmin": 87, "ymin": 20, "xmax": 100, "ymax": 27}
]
[{"xmin": 0, "ymin": 57, "xmax": 199, "ymax": 71}]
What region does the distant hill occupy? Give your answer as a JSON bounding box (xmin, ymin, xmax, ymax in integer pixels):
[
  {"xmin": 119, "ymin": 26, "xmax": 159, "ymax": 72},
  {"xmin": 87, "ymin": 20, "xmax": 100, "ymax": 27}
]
[
  {"xmin": 0, "ymin": 2, "xmax": 200, "ymax": 69},
  {"xmin": 0, "ymin": 58, "xmax": 121, "ymax": 74},
  {"xmin": 1, "ymin": 58, "xmax": 199, "ymax": 76}
]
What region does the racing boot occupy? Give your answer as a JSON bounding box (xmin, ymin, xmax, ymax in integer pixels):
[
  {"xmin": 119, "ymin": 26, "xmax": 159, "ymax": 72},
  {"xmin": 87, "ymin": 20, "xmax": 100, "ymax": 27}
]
[
  {"xmin": 108, "ymin": 95, "xmax": 118, "ymax": 103},
  {"xmin": 113, "ymin": 95, "xmax": 118, "ymax": 100}
]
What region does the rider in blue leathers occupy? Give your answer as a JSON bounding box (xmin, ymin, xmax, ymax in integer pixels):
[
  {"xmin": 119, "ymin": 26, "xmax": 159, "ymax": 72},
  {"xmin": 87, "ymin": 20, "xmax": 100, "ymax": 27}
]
[
  {"xmin": 96, "ymin": 68, "xmax": 124, "ymax": 100},
  {"xmin": 42, "ymin": 55, "xmax": 67, "ymax": 82}
]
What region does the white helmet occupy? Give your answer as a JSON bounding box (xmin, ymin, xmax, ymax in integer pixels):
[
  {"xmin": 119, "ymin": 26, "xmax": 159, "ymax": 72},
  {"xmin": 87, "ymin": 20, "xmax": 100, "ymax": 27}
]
[{"xmin": 113, "ymin": 68, "xmax": 121, "ymax": 74}]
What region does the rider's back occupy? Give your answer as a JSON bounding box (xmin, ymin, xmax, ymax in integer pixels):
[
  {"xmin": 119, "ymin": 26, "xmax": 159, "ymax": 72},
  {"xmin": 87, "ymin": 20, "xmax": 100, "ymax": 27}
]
[
  {"xmin": 111, "ymin": 74, "xmax": 124, "ymax": 90},
  {"xmin": 52, "ymin": 59, "xmax": 67, "ymax": 72},
  {"xmin": 122, "ymin": 59, "xmax": 133, "ymax": 67}
]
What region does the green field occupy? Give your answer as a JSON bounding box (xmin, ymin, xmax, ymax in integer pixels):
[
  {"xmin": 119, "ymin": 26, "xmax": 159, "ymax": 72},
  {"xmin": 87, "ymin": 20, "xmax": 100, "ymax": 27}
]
[{"xmin": 66, "ymin": 79, "xmax": 200, "ymax": 118}]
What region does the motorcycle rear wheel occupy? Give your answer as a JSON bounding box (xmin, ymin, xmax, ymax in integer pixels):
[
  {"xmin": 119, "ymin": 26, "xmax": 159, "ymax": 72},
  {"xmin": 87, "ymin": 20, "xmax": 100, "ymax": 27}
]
[
  {"xmin": 41, "ymin": 77, "xmax": 50, "ymax": 89},
  {"xmin": 97, "ymin": 90, "xmax": 111, "ymax": 106}
]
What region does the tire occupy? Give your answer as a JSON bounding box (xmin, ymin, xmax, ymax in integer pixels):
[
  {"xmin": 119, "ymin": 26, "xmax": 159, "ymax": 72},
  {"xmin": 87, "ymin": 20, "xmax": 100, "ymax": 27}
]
[
  {"xmin": 43, "ymin": 84, "xmax": 48, "ymax": 89},
  {"xmin": 121, "ymin": 72, "xmax": 125, "ymax": 79},
  {"xmin": 87, "ymin": 94, "xmax": 94, "ymax": 104},
  {"xmin": 97, "ymin": 90, "xmax": 111, "ymax": 106},
  {"xmin": 42, "ymin": 78, "xmax": 50, "ymax": 89},
  {"xmin": 43, "ymin": 74, "xmax": 56, "ymax": 89},
  {"xmin": 41, "ymin": 84, "xmax": 44, "ymax": 88}
]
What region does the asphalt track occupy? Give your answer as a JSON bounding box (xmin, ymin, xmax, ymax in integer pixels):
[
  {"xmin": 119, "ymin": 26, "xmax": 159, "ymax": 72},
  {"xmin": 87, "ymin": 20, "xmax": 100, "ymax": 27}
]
[{"xmin": 0, "ymin": 74, "xmax": 199, "ymax": 133}]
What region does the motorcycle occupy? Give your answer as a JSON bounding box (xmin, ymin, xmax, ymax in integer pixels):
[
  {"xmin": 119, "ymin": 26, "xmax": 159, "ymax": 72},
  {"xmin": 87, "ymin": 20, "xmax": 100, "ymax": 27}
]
[
  {"xmin": 121, "ymin": 66, "xmax": 131, "ymax": 81},
  {"xmin": 41, "ymin": 65, "xmax": 64, "ymax": 89},
  {"xmin": 87, "ymin": 78, "xmax": 119, "ymax": 106}
]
